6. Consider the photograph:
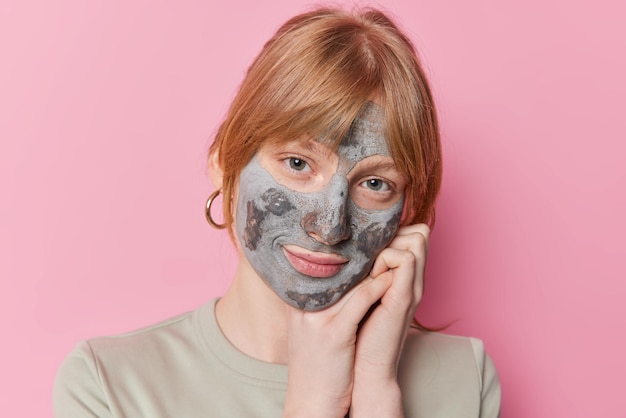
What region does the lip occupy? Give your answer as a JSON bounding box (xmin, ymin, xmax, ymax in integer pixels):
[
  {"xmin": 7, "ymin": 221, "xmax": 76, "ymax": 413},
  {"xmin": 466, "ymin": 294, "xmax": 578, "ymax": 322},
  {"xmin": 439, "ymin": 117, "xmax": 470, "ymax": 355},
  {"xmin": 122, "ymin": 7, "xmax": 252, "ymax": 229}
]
[{"xmin": 282, "ymin": 245, "xmax": 348, "ymax": 278}]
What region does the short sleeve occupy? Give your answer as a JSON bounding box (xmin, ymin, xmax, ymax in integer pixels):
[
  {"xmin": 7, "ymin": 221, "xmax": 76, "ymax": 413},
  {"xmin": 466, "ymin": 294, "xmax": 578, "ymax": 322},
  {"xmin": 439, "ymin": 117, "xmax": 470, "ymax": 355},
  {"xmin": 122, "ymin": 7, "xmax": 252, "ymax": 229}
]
[
  {"xmin": 469, "ymin": 338, "xmax": 501, "ymax": 418},
  {"xmin": 53, "ymin": 341, "xmax": 113, "ymax": 418}
]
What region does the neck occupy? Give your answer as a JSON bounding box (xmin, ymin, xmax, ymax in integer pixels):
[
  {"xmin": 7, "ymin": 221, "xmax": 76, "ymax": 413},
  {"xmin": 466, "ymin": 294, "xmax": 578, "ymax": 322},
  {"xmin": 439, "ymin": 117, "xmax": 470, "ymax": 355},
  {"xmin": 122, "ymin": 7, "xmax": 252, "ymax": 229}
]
[{"xmin": 215, "ymin": 258, "xmax": 291, "ymax": 364}]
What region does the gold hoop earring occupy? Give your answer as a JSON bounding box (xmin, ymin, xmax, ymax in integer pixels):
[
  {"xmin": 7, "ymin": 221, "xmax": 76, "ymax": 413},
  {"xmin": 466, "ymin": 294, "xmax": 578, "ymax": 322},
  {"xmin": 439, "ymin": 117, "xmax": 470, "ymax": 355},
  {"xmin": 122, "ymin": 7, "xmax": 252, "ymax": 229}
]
[{"xmin": 205, "ymin": 189, "xmax": 226, "ymax": 229}]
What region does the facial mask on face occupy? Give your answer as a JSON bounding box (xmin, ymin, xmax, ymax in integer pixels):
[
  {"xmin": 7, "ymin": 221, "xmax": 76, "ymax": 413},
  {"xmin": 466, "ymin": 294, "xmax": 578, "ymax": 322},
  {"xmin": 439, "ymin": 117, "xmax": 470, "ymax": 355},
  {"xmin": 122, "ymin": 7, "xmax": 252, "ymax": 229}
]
[{"xmin": 235, "ymin": 102, "xmax": 404, "ymax": 311}]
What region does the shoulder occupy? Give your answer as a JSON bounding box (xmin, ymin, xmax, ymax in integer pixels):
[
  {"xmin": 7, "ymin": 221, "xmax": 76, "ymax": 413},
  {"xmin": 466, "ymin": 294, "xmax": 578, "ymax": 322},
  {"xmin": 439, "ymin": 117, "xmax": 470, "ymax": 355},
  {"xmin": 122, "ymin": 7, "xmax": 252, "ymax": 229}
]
[
  {"xmin": 53, "ymin": 307, "xmax": 202, "ymax": 417},
  {"xmin": 85, "ymin": 309, "xmax": 195, "ymax": 357},
  {"xmin": 399, "ymin": 330, "xmax": 501, "ymax": 418},
  {"xmin": 399, "ymin": 331, "xmax": 484, "ymax": 389},
  {"xmin": 401, "ymin": 331, "xmax": 489, "ymax": 375},
  {"xmin": 59, "ymin": 305, "xmax": 204, "ymax": 375}
]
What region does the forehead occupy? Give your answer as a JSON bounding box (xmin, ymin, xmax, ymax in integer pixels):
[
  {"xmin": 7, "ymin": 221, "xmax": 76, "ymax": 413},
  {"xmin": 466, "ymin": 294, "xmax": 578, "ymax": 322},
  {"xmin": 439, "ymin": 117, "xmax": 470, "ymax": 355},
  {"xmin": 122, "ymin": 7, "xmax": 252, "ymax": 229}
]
[
  {"xmin": 259, "ymin": 101, "xmax": 390, "ymax": 162},
  {"xmin": 336, "ymin": 101, "xmax": 390, "ymax": 161}
]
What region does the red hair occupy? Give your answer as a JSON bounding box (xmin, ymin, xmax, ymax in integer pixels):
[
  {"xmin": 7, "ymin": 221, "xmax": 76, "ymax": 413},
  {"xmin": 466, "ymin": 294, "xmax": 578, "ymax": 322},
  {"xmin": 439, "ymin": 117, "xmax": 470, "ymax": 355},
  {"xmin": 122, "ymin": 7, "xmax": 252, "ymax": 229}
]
[{"xmin": 210, "ymin": 7, "xmax": 442, "ymax": 238}]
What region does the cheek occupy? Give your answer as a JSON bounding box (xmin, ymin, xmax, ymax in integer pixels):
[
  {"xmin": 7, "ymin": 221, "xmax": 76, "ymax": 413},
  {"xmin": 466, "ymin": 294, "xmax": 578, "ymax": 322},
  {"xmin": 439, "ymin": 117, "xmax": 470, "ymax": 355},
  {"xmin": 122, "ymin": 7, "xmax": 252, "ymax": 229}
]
[
  {"xmin": 241, "ymin": 187, "xmax": 297, "ymax": 250},
  {"xmin": 242, "ymin": 201, "xmax": 267, "ymax": 250},
  {"xmin": 262, "ymin": 188, "xmax": 294, "ymax": 215},
  {"xmin": 355, "ymin": 209, "xmax": 402, "ymax": 256}
]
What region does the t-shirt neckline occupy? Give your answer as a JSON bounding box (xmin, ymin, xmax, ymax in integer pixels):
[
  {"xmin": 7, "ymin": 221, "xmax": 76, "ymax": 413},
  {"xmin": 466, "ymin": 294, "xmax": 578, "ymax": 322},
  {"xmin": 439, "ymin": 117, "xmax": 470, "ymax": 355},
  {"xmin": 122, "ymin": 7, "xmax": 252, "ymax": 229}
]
[{"xmin": 193, "ymin": 298, "xmax": 288, "ymax": 388}]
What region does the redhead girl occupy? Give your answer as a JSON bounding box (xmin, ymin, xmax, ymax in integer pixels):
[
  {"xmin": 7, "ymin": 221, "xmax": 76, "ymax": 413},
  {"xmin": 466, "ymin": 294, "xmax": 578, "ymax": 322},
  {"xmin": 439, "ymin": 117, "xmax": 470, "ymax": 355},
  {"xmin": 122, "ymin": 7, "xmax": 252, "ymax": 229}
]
[{"xmin": 54, "ymin": 7, "xmax": 500, "ymax": 417}]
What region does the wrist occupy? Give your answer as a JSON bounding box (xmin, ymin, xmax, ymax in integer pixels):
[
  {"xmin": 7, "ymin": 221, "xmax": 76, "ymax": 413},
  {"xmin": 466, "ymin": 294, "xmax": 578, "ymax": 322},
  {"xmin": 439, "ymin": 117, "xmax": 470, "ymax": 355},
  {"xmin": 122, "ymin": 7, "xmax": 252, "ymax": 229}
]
[
  {"xmin": 282, "ymin": 389, "xmax": 351, "ymax": 418},
  {"xmin": 350, "ymin": 377, "xmax": 403, "ymax": 418}
]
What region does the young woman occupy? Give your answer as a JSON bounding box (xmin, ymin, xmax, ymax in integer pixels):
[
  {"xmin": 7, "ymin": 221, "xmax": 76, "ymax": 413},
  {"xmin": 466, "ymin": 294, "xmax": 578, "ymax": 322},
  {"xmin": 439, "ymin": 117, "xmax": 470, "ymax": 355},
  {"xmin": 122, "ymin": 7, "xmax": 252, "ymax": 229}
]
[{"xmin": 54, "ymin": 7, "xmax": 500, "ymax": 417}]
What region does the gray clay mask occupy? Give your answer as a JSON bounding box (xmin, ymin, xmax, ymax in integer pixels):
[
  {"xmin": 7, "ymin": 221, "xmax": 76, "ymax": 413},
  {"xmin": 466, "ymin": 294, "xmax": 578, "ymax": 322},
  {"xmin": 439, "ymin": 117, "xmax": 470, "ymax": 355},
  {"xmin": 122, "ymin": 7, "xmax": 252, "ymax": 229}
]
[{"xmin": 235, "ymin": 102, "xmax": 404, "ymax": 311}]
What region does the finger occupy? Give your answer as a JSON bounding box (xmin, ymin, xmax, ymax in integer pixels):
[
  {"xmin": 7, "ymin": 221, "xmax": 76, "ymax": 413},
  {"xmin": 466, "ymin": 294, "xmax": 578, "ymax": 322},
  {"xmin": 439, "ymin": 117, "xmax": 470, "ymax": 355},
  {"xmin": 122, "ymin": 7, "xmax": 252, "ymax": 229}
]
[
  {"xmin": 373, "ymin": 230, "xmax": 427, "ymax": 274},
  {"xmin": 334, "ymin": 274, "xmax": 394, "ymax": 328},
  {"xmin": 384, "ymin": 233, "xmax": 428, "ymax": 262},
  {"xmin": 389, "ymin": 225, "xmax": 430, "ymax": 255},
  {"xmin": 394, "ymin": 223, "xmax": 430, "ymax": 239},
  {"xmin": 370, "ymin": 246, "xmax": 425, "ymax": 310},
  {"xmin": 383, "ymin": 229, "xmax": 428, "ymax": 293},
  {"xmin": 369, "ymin": 247, "xmax": 417, "ymax": 297}
]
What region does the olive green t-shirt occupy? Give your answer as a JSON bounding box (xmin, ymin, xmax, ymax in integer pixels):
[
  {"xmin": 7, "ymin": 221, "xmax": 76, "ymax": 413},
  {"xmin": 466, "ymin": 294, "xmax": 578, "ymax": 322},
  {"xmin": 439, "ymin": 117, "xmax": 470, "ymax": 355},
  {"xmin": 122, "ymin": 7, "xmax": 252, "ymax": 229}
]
[{"xmin": 54, "ymin": 299, "xmax": 500, "ymax": 417}]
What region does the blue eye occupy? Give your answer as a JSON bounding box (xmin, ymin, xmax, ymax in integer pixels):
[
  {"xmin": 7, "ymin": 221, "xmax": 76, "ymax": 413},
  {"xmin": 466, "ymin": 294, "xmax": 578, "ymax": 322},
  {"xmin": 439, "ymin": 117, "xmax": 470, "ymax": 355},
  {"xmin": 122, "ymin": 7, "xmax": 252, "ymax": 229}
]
[
  {"xmin": 288, "ymin": 157, "xmax": 308, "ymax": 171},
  {"xmin": 363, "ymin": 178, "xmax": 389, "ymax": 191}
]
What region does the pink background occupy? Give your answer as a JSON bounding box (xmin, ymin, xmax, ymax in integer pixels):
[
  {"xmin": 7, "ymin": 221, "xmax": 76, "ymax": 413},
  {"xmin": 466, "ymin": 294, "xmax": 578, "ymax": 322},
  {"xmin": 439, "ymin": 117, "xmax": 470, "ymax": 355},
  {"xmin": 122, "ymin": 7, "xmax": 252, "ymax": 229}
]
[{"xmin": 2, "ymin": 1, "xmax": 625, "ymax": 416}]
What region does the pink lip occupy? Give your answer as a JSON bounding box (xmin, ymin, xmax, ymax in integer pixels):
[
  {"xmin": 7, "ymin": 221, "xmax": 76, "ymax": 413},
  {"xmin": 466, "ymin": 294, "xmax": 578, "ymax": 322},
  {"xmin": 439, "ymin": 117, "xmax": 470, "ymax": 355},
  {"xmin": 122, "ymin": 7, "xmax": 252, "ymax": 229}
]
[{"xmin": 282, "ymin": 245, "xmax": 348, "ymax": 278}]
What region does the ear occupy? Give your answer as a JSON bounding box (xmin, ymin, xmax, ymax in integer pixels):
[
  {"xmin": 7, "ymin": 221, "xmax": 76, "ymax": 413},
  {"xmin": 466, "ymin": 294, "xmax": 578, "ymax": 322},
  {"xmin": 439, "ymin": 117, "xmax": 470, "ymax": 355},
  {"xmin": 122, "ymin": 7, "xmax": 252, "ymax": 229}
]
[{"xmin": 208, "ymin": 147, "xmax": 224, "ymax": 189}]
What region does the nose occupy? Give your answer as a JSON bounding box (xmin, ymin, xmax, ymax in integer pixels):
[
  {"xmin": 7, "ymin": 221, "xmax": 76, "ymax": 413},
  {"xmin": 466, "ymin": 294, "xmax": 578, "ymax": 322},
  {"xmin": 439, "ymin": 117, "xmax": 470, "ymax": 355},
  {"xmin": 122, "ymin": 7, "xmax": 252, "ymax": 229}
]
[{"xmin": 301, "ymin": 180, "xmax": 351, "ymax": 246}]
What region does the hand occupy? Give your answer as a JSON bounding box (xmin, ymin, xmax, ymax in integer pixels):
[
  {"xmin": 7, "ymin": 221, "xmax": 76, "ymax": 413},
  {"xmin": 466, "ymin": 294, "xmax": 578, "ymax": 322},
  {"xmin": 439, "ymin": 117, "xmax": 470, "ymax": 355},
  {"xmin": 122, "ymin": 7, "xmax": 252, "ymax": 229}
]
[
  {"xmin": 282, "ymin": 224, "xmax": 429, "ymax": 418},
  {"xmin": 350, "ymin": 224, "xmax": 429, "ymax": 417}
]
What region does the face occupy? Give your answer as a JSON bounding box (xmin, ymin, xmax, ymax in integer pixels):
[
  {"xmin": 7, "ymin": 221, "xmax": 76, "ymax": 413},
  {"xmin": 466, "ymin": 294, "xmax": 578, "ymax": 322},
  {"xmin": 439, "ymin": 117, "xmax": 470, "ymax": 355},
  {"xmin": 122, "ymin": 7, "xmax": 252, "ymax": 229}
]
[{"xmin": 235, "ymin": 102, "xmax": 406, "ymax": 311}]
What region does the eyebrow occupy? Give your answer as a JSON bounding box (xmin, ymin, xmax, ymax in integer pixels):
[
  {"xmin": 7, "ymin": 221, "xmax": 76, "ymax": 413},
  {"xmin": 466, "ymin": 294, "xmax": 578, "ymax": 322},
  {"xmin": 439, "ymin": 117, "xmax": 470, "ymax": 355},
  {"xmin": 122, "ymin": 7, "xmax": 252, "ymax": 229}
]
[
  {"xmin": 287, "ymin": 137, "xmax": 334, "ymax": 158},
  {"xmin": 355, "ymin": 157, "xmax": 399, "ymax": 171},
  {"xmin": 301, "ymin": 139, "xmax": 324, "ymax": 154}
]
